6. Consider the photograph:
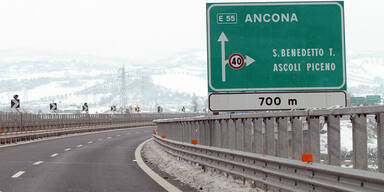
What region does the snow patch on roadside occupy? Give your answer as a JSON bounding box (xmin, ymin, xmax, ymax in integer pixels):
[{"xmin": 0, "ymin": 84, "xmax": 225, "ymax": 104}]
[{"xmin": 143, "ymin": 140, "xmax": 263, "ymax": 192}]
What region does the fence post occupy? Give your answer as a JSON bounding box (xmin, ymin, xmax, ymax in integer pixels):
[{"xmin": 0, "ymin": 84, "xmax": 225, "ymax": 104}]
[
  {"xmin": 327, "ymin": 115, "xmax": 341, "ymax": 166},
  {"xmin": 351, "ymin": 114, "xmax": 368, "ymax": 170}
]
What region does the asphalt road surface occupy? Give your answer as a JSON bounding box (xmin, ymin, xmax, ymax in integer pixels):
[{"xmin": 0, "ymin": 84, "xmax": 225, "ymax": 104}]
[{"xmin": 0, "ymin": 126, "xmax": 166, "ymax": 192}]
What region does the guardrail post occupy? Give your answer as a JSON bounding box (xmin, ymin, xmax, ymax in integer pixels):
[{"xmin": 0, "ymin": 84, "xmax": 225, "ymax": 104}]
[
  {"xmin": 228, "ymin": 119, "xmax": 236, "ymax": 150},
  {"xmin": 192, "ymin": 121, "xmax": 198, "ymax": 143},
  {"xmin": 235, "ymin": 118, "xmax": 244, "ymax": 151},
  {"xmin": 244, "ymin": 118, "xmax": 252, "ymax": 152},
  {"xmin": 213, "ymin": 120, "xmax": 221, "ymax": 147},
  {"xmin": 327, "ymin": 115, "xmax": 341, "ymax": 166},
  {"xmin": 352, "ymin": 114, "xmax": 368, "ymax": 170},
  {"xmin": 206, "ymin": 120, "xmax": 212, "ymax": 146},
  {"xmin": 277, "ymin": 117, "xmax": 288, "ymax": 158},
  {"xmin": 221, "ymin": 119, "xmax": 229, "ymax": 149},
  {"xmin": 377, "ymin": 113, "xmax": 384, "ymax": 173},
  {"xmin": 177, "ymin": 122, "xmax": 182, "ymax": 141},
  {"xmin": 198, "ymin": 121, "xmax": 205, "ymax": 145},
  {"xmin": 183, "ymin": 121, "xmax": 189, "ymax": 143},
  {"xmin": 187, "ymin": 121, "xmax": 192, "ymax": 143},
  {"xmin": 308, "ymin": 116, "xmax": 320, "ymax": 163},
  {"xmin": 291, "ymin": 117, "xmax": 303, "ymax": 160},
  {"xmin": 264, "ymin": 117, "xmax": 275, "ymax": 156},
  {"xmin": 253, "ymin": 118, "xmax": 263, "ymax": 154}
]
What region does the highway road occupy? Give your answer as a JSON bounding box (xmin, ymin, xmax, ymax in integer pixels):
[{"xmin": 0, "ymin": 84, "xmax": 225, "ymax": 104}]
[{"xmin": 0, "ymin": 126, "xmax": 166, "ymax": 192}]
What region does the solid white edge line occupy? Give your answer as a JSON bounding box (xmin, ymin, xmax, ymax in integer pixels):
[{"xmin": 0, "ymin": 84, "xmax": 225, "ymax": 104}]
[
  {"xmin": 11, "ymin": 171, "xmax": 25, "ymax": 178},
  {"xmin": 135, "ymin": 138, "xmax": 182, "ymax": 192}
]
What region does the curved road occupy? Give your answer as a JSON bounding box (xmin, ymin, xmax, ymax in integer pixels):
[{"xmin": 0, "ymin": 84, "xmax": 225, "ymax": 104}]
[{"xmin": 0, "ymin": 126, "xmax": 165, "ymax": 192}]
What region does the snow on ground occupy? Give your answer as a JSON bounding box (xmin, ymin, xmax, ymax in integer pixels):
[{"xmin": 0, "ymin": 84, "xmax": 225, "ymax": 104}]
[{"xmin": 143, "ymin": 140, "xmax": 263, "ymax": 192}]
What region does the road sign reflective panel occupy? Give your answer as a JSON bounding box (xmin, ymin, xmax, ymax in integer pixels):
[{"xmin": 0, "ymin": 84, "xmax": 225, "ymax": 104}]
[
  {"xmin": 209, "ymin": 92, "xmax": 346, "ymax": 111},
  {"xmin": 82, "ymin": 103, "xmax": 89, "ymax": 112},
  {"xmin": 366, "ymin": 95, "xmax": 381, "ymax": 104},
  {"xmin": 350, "ymin": 97, "xmax": 365, "ymax": 104},
  {"xmin": 11, "ymin": 95, "xmax": 20, "ymax": 109},
  {"xmin": 207, "ymin": 2, "xmax": 346, "ymax": 92},
  {"xmin": 50, "ymin": 103, "xmax": 57, "ymax": 110}
]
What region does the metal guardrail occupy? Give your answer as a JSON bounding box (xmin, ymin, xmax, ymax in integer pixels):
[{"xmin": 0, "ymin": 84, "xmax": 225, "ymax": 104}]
[
  {"xmin": 153, "ymin": 106, "xmax": 384, "ymax": 191},
  {"xmin": 0, "ymin": 113, "xmax": 198, "ymax": 134},
  {"xmin": 155, "ymin": 135, "xmax": 384, "ymax": 192},
  {"xmin": 0, "ymin": 113, "xmax": 201, "ymax": 144}
]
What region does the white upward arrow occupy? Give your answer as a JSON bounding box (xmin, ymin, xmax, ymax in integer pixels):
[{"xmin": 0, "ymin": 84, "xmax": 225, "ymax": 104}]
[{"xmin": 218, "ymin": 32, "xmax": 228, "ymax": 82}]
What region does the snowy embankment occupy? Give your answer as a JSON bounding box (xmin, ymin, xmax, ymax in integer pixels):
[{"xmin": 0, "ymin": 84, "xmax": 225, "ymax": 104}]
[{"xmin": 142, "ymin": 140, "xmax": 263, "ymax": 192}]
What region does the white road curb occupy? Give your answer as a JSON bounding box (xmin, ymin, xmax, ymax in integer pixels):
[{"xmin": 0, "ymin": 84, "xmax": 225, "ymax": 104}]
[{"xmin": 135, "ymin": 138, "xmax": 182, "ymax": 192}]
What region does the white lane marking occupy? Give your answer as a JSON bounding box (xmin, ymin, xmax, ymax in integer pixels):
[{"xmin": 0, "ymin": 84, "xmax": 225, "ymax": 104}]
[
  {"xmin": 88, "ymin": 141, "xmax": 93, "ymax": 144},
  {"xmin": 77, "ymin": 144, "xmax": 83, "ymax": 148},
  {"xmin": 65, "ymin": 148, "xmax": 71, "ymax": 151},
  {"xmin": 11, "ymin": 171, "xmax": 25, "ymax": 178},
  {"xmin": 50, "ymin": 153, "xmax": 59, "ymax": 157},
  {"xmin": 107, "ymin": 137, "xmax": 112, "ymax": 139},
  {"xmin": 33, "ymin": 161, "xmax": 44, "ymax": 165},
  {"xmin": 135, "ymin": 139, "xmax": 182, "ymax": 192},
  {"xmin": 132, "ymin": 160, "xmax": 137, "ymax": 162}
]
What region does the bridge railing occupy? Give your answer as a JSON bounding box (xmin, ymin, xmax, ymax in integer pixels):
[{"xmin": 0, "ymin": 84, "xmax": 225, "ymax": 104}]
[
  {"xmin": 154, "ymin": 106, "xmax": 384, "ymax": 173},
  {"xmin": 0, "ymin": 113, "xmax": 199, "ymax": 134},
  {"xmin": 153, "ymin": 106, "xmax": 384, "ymax": 191}
]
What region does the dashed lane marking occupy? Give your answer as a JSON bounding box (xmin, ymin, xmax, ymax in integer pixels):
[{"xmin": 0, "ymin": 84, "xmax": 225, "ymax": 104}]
[
  {"xmin": 11, "ymin": 171, "xmax": 25, "ymax": 178},
  {"xmin": 77, "ymin": 144, "xmax": 83, "ymax": 148},
  {"xmin": 33, "ymin": 161, "xmax": 44, "ymax": 165},
  {"xmin": 50, "ymin": 153, "xmax": 59, "ymax": 157},
  {"xmin": 65, "ymin": 148, "xmax": 71, "ymax": 151},
  {"xmin": 88, "ymin": 141, "xmax": 93, "ymax": 144}
]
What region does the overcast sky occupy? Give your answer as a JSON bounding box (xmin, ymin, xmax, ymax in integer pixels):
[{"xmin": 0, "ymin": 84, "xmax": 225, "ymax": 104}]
[{"xmin": 0, "ymin": 0, "xmax": 383, "ymax": 63}]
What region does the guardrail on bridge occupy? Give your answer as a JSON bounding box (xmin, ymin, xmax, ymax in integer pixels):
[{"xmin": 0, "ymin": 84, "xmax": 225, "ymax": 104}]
[{"xmin": 153, "ymin": 106, "xmax": 384, "ymax": 191}]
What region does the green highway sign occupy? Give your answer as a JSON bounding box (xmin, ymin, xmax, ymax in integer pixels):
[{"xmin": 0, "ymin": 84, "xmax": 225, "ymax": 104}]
[
  {"xmin": 207, "ymin": 2, "xmax": 346, "ymax": 92},
  {"xmin": 366, "ymin": 95, "xmax": 381, "ymax": 104},
  {"xmin": 350, "ymin": 97, "xmax": 365, "ymax": 104}
]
